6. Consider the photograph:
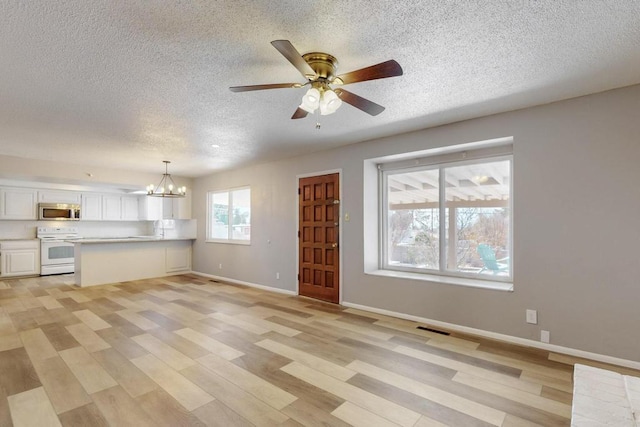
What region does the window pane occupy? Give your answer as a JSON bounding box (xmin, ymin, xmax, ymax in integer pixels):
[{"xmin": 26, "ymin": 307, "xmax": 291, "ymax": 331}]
[
  {"xmin": 230, "ymin": 188, "xmax": 251, "ymax": 241},
  {"xmin": 211, "ymin": 191, "xmax": 229, "ymax": 239},
  {"xmin": 444, "ymin": 160, "xmax": 510, "ymax": 276},
  {"xmin": 386, "ymin": 169, "xmax": 440, "ymax": 270}
]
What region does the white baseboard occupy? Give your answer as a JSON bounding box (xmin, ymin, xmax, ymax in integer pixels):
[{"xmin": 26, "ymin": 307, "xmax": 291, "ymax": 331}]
[
  {"xmin": 185, "ymin": 272, "xmax": 639, "ymax": 370},
  {"xmin": 342, "ymin": 301, "xmax": 640, "ymax": 371},
  {"xmin": 191, "ymin": 271, "xmax": 297, "ymax": 296}
]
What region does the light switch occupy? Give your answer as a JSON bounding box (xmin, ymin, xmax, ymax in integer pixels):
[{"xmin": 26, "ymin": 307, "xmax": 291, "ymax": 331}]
[
  {"xmin": 526, "ymin": 309, "xmax": 537, "ymax": 324},
  {"xmin": 344, "ymin": 213, "xmax": 350, "ymax": 222}
]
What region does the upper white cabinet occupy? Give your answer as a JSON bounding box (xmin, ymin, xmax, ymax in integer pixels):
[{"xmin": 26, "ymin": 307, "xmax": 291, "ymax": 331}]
[
  {"xmin": 38, "ymin": 190, "xmax": 81, "ymax": 204},
  {"xmin": 121, "ymin": 196, "xmax": 140, "ymax": 220},
  {"xmin": 162, "ymin": 193, "xmax": 191, "ymax": 219},
  {"xmin": 81, "ymin": 193, "xmax": 103, "ymax": 221},
  {"xmin": 139, "ymin": 197, "xmax": 163, "ymax": 221},
  {"xmin": 0, "ymin": 185, "xmax": 155, "ymax": 222},
  {"xmin": 102, "ymin": 195, "xmax": 122, "ymax": 221},
  {"xmin": 102, "ymin": 195, "xmax": 140, "ymax": 221},
  {"xmin": 0, "ymin": 187, "xmax": 38, "ymax": 220}
]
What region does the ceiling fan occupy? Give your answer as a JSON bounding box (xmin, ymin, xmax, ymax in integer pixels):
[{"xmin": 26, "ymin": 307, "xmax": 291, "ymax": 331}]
[{"xmin": 230, "ymin": 40, "xmax": 403, "ymax": 120}]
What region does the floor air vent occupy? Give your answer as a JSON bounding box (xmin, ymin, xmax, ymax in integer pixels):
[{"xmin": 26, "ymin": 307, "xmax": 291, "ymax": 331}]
[{"xmin": 416, "ymin": 326, "xmax": 450, "ymax": 335}]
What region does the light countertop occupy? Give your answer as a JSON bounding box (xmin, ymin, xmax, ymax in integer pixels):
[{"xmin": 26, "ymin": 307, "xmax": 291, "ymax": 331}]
[{"xmin": 66, "ymin": 236, "xmax": 195, "ymax": 244}]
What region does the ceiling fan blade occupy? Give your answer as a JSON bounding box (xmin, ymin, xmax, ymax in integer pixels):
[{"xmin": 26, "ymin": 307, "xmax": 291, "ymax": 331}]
[
  {"xmin": 334, "ymin": 89, "xmax": 385, "ymax": 116},
  {"xmin": 334, "ymin": 60, "xmax": 403, "ymax": 85},
  {"xmin": 271, "ymin": 40, "xmax": 316, "ymax": 79},
  {"xmin": 291, "ymin": 107, "xmax": 308, "ymax": 119},
  {"xmin": 229, "ymin": 83, "xmax": 299, "ymax": 92}
]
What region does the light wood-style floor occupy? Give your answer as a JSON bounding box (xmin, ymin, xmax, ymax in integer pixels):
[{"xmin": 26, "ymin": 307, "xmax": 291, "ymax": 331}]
[{"xmin": 0, "ymin": 273, "xmax": 637, "ymax": 426}]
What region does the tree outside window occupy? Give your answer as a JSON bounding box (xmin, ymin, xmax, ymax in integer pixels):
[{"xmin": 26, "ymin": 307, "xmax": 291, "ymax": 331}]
[{"xmin": 384, "ymin": 157, "xmax": 511, "ymax": 280}]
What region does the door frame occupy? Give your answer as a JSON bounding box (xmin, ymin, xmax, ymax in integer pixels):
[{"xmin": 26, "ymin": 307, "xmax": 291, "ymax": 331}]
[{"xmin": 295, "ymin": 169, "xmax": 343, "ymax": 304}]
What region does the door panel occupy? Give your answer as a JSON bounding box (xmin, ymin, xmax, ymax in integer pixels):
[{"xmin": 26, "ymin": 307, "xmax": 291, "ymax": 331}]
[{"xmin": 298, "ymin": 173, "xmax": 340, "ymax": 303}]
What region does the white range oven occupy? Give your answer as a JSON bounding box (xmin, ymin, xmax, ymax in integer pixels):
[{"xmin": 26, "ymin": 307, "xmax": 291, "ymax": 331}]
[{"xmin": 37, "ymin": 226, "xmax": 79, "ymax": 275}]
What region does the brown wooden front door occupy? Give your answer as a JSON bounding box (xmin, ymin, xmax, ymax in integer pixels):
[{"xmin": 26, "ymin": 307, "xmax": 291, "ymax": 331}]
[{"xmin": 298, "ymin": 173, "xmax": 340, "ymax": 303}]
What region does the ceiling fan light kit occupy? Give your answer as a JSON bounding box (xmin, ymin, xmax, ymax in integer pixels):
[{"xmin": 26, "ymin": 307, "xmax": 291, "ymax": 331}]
[
  {"xmin": 230, "ymin": 40, "xmax": 403, "ymax": 121},
  {"xmin": 299, "ymin": 86, "xmax": 343, "ymax": 115},
  {"xmin": 300, "ymin": 87, "xmax": 321, "ymax": 113},
  {"xmin": 319, "ymin": 88, "xmax": 342, "ymax": 115}
]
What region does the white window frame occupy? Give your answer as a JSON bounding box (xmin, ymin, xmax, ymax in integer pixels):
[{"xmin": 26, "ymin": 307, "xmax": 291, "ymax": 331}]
[
  {"xmin": 379, "ymin": 147, "xmax": 513, "ymax": 283},
  {"xmin": 206, "ymin": 186, "xmax": 251, "ymax": 245}
]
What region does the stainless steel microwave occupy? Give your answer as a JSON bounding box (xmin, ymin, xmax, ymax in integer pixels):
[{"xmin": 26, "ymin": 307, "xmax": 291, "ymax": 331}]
[{"xmin": 38, "ymin": 203, "xmax": 81, "ymax": 221}]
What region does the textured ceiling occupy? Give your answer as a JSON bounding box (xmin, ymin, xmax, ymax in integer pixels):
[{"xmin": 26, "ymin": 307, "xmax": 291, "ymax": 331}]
[{"xmin": 1, "ymin": 1, "xmax": 639, "ymax": 178}]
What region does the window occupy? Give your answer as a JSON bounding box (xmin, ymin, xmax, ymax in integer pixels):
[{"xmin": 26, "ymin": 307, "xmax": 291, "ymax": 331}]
[
  {"xmin": 206, "ymin": 187, "xmax": 251, "ymax": 244},
  {"xmin": 381, "ymin": 149, "xmax": 512, "ymax": 282}
]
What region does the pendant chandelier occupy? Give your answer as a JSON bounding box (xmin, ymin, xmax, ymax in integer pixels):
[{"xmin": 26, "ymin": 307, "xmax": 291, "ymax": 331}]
[{"xmin": 146, "ymin": 161, "xmax": 186, "ymax": 198}]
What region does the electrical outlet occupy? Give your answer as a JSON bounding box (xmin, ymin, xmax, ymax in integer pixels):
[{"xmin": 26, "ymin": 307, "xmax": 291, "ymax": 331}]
[
  {"xmin": 276, "ymin": 272, "xmax": 280, "ymax": 280},
  {"xmin": 541, "ymin": 330, "xmax": 550, "ymax": 343},
  {"xmin": 218, "ymin": 263, "xmax": 222, "ymax": 269},
  {"xmin": 526, "ymin": 309, "xmax": 538, "ymax": 324}
]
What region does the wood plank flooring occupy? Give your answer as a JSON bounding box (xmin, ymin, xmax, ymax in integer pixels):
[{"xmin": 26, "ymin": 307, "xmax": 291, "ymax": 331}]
[{"xmin": 0, "ymin": 273, "xmax": 637, "ymax": 426}]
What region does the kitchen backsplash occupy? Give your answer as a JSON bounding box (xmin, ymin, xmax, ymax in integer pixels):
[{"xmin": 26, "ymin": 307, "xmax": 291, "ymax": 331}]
[{"xmin": 0, "ymin": 219, "xmax": 197, "ymax": 239}]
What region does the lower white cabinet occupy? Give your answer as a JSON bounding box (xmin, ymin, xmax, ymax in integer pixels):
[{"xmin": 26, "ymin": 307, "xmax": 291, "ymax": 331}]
[
  {"xmin": 0, "ymin": 240, "xmax": 40, "ymax": 277},
  {"xmin": 75, "ymin": 239, "xmax": 192, "ymax": 287},
  {"xmin": 166, "ymin": 245, "xmax": 191, "ymax": 273}
]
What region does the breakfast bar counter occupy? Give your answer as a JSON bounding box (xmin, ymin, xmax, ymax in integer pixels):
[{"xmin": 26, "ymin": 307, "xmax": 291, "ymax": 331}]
[{"xmin": 69, "ymin": 237, "xmax": 194, "ymax": 287}]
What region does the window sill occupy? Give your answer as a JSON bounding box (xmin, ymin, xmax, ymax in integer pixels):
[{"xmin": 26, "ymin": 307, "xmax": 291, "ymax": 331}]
[
  {"xmin": 365, "ymin": 269, "xmax": 513, "ymax": 292},
  {"xmin": 205, "ymin": 239, "xmax": 251, "ymax": 245}
]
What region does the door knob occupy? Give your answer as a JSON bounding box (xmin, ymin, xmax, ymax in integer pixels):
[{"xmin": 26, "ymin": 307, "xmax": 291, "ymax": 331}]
[{"xmin": 331, "ymin": 243, "xmax": 338, "ymax": 248}]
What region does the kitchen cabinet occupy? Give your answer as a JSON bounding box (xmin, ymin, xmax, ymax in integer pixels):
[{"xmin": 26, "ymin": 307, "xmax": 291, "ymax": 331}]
[
  {"xmin": 0, "ymin": 187, "xmax": 38, "ymax": 220},
  {"xmin": 121, "ymin": 196, "xmax": 140, "ymax": 220},
  {"xmin": 162, "ymin": 193, "xmax": 191, "ymax": 219},
  {"xmin": 73, "ymin": 239, "xmax": 193, "ymax": 287},
  {"xmin": 81, "ymin": 193, "xmax": 103, "ymax": 221},
  {"xmin": 127, "ymin": 195, "xmax": 190, "ymax": 221},
  {"xmin": 102, "ymin": 195, "xmax": 140, "ymax": 221},
  {"xmin": 102, "ymin": 195, "xmax": 122, "ymax": 220},
  {"xmin": 165, "ymin": 245, "xmax": 191, "ymax": 273},
  {"xmin": 38, "ymin": 190, "xmax": 81, "ymax": 204},
  {"xmin": 139, "ymin": 197, "xmax": 162, "ymax": 221},
  {"xmin": 0, "ymin": 240, "xmax": 40, "ymax": 277}
]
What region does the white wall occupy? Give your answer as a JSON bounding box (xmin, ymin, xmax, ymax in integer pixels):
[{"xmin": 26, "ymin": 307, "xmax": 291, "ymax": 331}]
[{"xmin": 192, "ymin": 84, "xmax": 640, "ymax": 362}]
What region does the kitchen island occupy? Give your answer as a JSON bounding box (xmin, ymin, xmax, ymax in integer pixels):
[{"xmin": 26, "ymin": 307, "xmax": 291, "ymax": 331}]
[{"xmin": 69, "ymin": 237, "xmax": 194, "ymax": 287}]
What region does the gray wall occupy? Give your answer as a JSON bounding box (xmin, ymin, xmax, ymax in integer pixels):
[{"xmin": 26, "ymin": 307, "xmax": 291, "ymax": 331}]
[{"xmin": 192, "ymin": 84, "xmax": 640, "ymax": 362}]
